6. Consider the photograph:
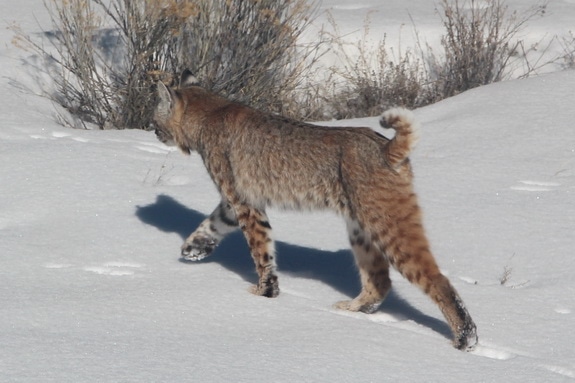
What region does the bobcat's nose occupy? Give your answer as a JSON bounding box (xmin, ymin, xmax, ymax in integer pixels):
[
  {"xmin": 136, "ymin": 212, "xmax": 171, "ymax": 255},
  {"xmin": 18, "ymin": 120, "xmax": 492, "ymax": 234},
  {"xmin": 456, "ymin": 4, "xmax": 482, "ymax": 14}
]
[
  {"xmin": 153, "ymin": 127, "xmax": 176, "ymax": 147},
  {"xmin": 154, "ymin": 127, "xmax": 165, "ymax": 141}
]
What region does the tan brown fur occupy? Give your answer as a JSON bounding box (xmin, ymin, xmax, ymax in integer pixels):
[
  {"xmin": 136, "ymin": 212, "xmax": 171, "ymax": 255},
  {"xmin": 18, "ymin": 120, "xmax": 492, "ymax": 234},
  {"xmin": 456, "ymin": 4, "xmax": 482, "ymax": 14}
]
[{"xmin": 153, "ymin": 70, "xmax": 478, "ymax": 350}]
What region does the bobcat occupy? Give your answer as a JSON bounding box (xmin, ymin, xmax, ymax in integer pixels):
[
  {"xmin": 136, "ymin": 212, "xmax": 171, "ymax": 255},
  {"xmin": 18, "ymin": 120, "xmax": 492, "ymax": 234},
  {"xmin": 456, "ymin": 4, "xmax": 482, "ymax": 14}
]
[{"xmin": 153, "ymin": 70, "xmax": 478, "ymax": 350}]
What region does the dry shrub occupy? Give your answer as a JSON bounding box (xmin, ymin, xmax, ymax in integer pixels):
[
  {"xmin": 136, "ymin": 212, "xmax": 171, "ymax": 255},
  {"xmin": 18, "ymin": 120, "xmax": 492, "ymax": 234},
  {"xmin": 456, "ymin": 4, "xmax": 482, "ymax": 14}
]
[
  {"xmin": 13, "ymin": 0, "xmax": 320, "ymax": 129},
  {"xmin": 428, "ymin": 0, "xmax": 548, "ymax": 98},
  {"xmin": 325, "ymin": 43, "xmax": 432, "ymax": 120},
  {"xmin": 12, "ymin": 0, "xmax": 560, "ymax": 125},
  {"xmin": 319, "ymin": 0, "xmax": 550, "ymax": 120},
  {"xmin": 320, "ymin": 14, "xmax": 433, "ymax": 120},
  {"xmin": 559, "ymin": 30, "xmax": 575, "ymax": 69}
]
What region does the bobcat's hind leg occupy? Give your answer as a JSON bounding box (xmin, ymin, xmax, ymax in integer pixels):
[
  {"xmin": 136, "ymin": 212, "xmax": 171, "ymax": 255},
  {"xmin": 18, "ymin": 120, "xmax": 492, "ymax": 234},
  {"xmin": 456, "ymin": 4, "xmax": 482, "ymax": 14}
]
[
  {"xmin": 335, "ymin": 219, "xmax": 392, "ymax": 314},
  {"xmin": 234, "ymin": 205, "xmax": 279, "ymax": 298},
  {"xmin": 181, "ymin": 199, "xmax": 238, "ymax": 261},
  {"xmin": 374, "ymin": 208, "xmax": 478, "ymax": 350}
]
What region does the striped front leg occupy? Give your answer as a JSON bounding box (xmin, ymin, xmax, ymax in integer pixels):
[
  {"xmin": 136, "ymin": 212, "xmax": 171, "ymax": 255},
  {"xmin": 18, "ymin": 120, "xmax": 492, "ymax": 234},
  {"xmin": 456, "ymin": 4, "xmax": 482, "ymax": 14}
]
[{"xmin": 181, "ymin": 200, "xmax": 238, "ymax": 261}]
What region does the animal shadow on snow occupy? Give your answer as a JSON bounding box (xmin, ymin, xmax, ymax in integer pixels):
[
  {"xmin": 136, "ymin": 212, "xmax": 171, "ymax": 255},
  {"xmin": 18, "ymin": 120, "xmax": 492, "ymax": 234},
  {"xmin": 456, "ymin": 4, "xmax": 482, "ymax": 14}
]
[{"xmin": 136, "ymin": 194, "xmax": 451, "ymax": 340}]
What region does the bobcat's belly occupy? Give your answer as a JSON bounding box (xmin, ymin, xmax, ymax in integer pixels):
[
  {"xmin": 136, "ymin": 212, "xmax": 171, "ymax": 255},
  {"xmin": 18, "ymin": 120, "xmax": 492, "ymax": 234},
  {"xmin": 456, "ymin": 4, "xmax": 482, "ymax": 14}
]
[{"xmin": 234, "ymin": 167, "xmax": 348, "ymax": 213}]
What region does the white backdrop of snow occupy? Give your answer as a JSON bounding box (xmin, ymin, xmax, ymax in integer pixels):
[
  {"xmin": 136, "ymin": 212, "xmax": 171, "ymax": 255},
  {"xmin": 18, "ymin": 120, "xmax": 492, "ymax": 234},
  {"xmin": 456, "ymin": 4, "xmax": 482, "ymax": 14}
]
[{"xmin": 1, "ymin": 1, "xmax": 574, "ymax": 382}]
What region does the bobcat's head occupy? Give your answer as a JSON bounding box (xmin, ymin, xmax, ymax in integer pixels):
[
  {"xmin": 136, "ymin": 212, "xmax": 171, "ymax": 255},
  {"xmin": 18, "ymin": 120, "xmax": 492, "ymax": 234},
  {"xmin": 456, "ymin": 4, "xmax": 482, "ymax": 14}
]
[{"xmin": 153, "ymin": 70, "xmax": 200, "ymax": 148}]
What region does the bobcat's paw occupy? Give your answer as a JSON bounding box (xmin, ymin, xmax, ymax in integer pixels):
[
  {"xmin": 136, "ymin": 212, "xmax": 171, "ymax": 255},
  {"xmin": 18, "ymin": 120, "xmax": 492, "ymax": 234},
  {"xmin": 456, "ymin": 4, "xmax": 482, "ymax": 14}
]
[
  {"xmin": 181, "ymin": 235, "xmax": 218, "ymax": 261},
  {"xmin": 334, "ymin": 299, "xmax": 380, "ymax": 314},
  {"xmin": 249, "ymin": 275, "xmax": 280, "ymax": 298},
  {"xmin": 454, "ymin": 322, "xmax": 479, "ymax": 351}
]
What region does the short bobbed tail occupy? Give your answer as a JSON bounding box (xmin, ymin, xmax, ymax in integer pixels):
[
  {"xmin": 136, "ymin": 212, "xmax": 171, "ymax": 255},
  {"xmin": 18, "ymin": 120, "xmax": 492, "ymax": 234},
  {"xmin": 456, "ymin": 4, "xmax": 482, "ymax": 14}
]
[{"xmin": 379, "ymin": 108, "xmax": 420, "ymax": 168}]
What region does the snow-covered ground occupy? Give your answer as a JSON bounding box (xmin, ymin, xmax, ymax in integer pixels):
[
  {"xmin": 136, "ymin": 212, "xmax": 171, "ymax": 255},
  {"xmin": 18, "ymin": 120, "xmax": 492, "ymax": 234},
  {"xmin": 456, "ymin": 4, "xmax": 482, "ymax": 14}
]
[{"xmin": 1, "ymin": 1, "xmax": 574, "ymax": 382}]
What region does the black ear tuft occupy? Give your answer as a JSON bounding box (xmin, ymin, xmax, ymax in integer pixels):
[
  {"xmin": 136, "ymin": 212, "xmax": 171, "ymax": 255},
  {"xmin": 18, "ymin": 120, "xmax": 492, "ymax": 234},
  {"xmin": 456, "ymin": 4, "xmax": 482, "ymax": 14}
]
[{"xmin": 180, "ymin": 69, "xmax": 200, "ymax": 88}]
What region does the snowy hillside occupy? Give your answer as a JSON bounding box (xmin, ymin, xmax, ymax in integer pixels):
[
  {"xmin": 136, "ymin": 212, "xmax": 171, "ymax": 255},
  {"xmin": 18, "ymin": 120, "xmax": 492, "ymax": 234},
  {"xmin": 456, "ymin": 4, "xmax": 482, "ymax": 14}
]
[{"xmin": 2, "ymin": 1, "xmax": 575, "ymax": 382}]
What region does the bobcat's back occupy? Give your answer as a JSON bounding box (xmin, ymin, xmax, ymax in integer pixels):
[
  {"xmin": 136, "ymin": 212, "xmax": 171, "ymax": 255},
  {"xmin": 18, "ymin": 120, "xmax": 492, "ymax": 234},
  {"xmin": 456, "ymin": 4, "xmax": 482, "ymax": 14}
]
[
  {"xmin": 198, "ymin": 106, "xmax": 415, "ymax": 213},
  {"xmin": 155, "ymin": 82, "xmax": 419, "ymax": 214}
]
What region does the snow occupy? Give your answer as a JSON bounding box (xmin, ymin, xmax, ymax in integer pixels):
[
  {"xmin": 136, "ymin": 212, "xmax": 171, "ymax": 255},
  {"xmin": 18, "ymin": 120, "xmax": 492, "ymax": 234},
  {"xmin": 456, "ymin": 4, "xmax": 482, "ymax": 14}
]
[{"xmin": 1, "ymin": 1, "xmax": 575, "ymax": 382}]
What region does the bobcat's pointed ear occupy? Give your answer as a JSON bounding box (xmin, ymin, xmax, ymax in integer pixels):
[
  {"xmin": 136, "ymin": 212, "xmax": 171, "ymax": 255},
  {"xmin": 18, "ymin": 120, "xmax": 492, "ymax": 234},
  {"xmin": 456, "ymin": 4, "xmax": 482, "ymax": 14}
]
[
  {"xmin": 155, "ymin": 81, "xmax": 175, "ymax": 122},
  {"xmin": 157, "ymin": 81, "xmax": 175, "ymax": 106},
  {"xmin": 180, "ymin": 69, "xmax": 200, "ymax": 88},
  {"xmin": 157, "ymin": 81, "xmax": 173, "ymax": 103}
]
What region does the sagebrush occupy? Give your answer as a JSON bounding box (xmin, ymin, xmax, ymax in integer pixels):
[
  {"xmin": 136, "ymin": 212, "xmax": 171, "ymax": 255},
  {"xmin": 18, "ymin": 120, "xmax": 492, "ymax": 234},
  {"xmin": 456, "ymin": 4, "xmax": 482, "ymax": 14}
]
[
  {"xmin": 12, "ymin": 0, "xmax": 562, "ymax": 126},
  {"xmin": 428, "ymin": 0, "xmax": 548, "ymax": 98},
  {"xmin": 321, "ymin": 14, "xmax": 434, "ymax": 119},
  {"xmin": 322, "ymin": 0, "xmax": 551, "ymax": 119},
  {"xmin": 13, "ymin": 0, "xmax": 320, "ymax": 129}
]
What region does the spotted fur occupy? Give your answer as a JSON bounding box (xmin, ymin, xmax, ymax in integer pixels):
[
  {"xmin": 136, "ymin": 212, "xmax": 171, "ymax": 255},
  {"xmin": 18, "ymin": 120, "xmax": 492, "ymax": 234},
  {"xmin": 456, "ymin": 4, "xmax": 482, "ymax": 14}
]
[{"xmin": 153, "ymin": 70, "xmax": 478, "ymax": 350}]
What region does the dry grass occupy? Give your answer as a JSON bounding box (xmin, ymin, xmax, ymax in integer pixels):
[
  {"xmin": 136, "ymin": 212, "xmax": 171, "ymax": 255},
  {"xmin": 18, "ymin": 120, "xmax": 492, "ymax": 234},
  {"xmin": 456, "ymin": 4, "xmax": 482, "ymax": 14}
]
[{"xmin": 559, "ymin": 30, "xmax": 575, "ymax": 69}]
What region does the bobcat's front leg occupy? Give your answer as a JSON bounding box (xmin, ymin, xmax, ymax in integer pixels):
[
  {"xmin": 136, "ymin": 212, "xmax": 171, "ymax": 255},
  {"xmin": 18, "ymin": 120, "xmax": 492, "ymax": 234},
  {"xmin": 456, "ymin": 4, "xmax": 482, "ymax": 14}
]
[
  {"xmin": 234, "ymin": 205, "xmax": 279, "ymax": 298},
  {"xmin": 181, "ymin": 200, "xmax": 238, "ymax": 261}
]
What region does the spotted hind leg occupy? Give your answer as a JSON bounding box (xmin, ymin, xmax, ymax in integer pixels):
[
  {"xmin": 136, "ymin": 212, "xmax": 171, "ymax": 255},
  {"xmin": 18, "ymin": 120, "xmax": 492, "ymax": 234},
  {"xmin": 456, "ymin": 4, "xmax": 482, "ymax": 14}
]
[
  {"xmin": 372, "ymin": 205, "xmax": 478, "ymax": 350},
  {"xmin": 335, "ymin": 219, "xmax": 392, "ymax": 313},
  {"xmin": 234, "ymin": 205, "xmax": 279, "ymax": 298}
]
